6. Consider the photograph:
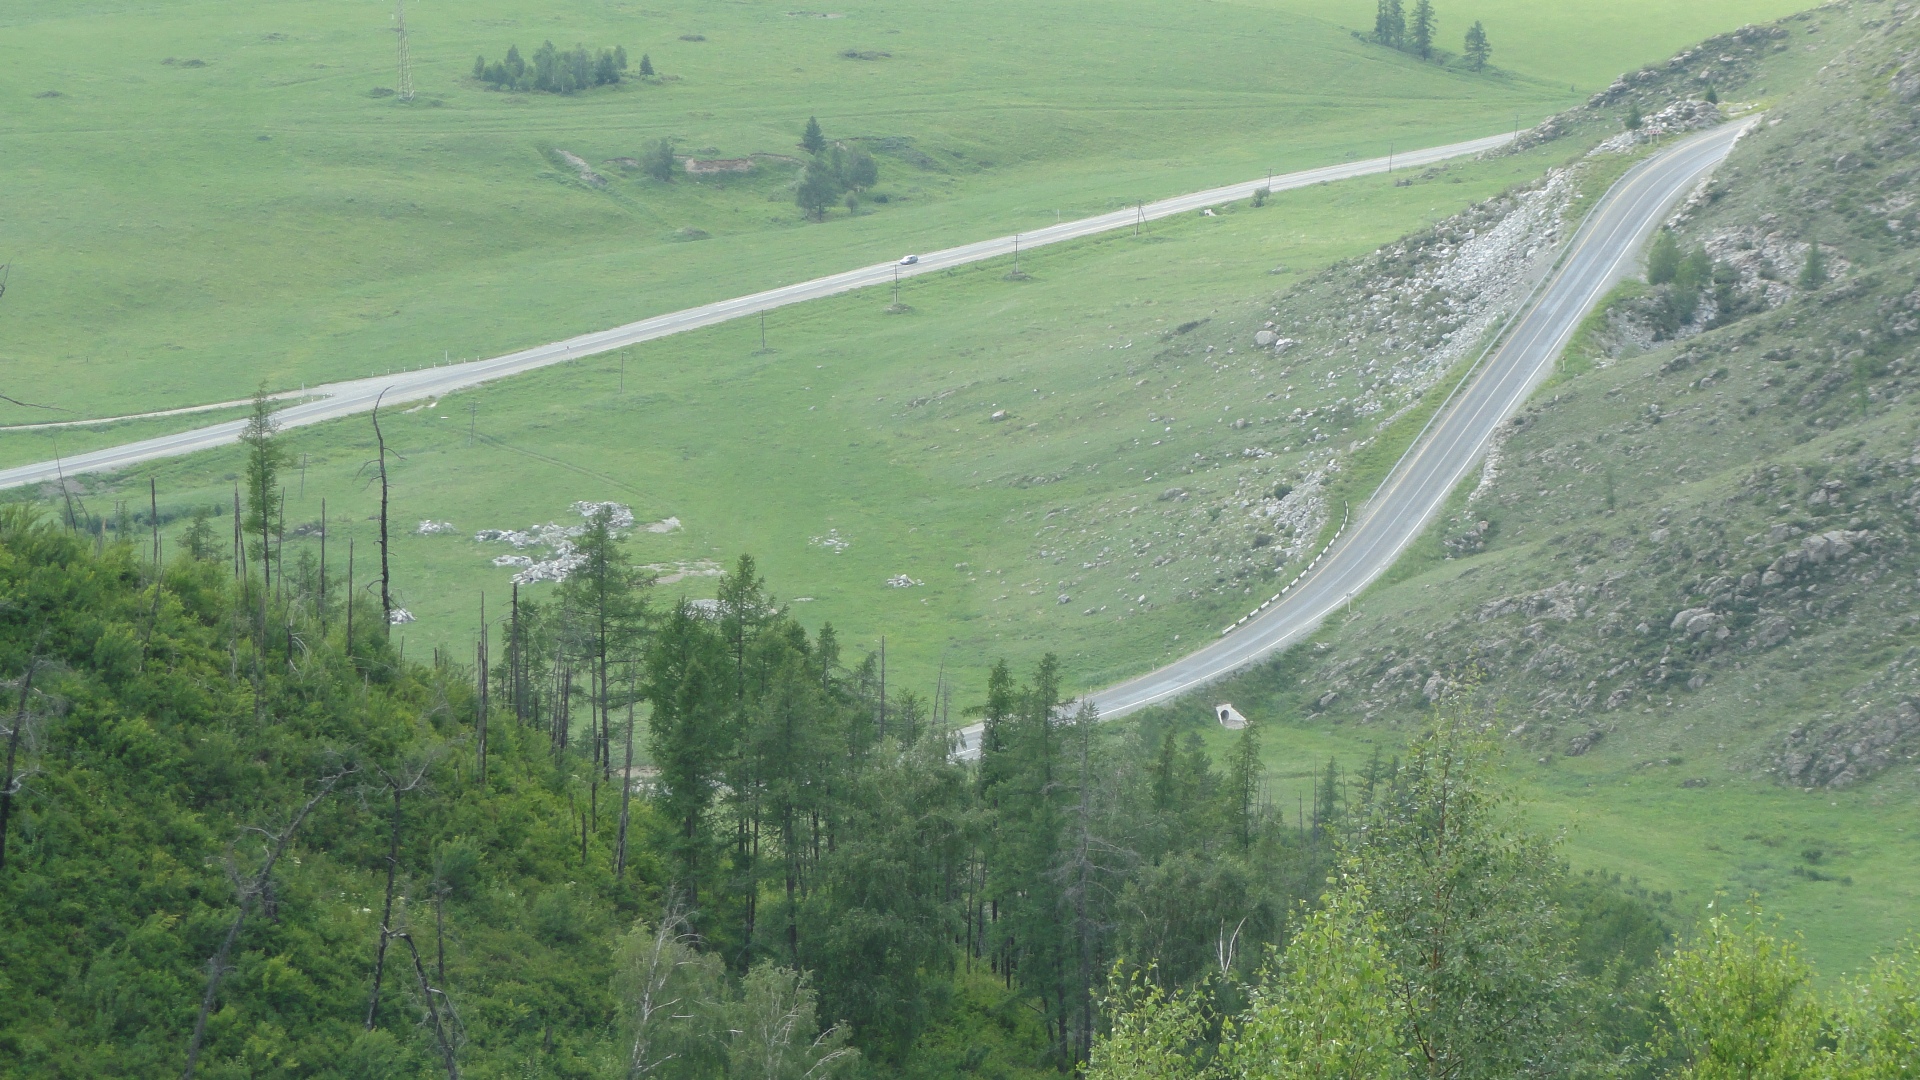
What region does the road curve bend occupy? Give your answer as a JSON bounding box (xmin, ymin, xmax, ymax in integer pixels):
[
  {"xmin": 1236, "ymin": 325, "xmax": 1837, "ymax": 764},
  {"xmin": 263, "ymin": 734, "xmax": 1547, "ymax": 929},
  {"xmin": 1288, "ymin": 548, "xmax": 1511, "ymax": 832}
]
[
  {"xmin": 952, "ymin": 121, "xmax": 1752, "ymax": 758},
  {"xmin": 0, "ymin": 133, "xmax": 1513, "ymax": 491}
]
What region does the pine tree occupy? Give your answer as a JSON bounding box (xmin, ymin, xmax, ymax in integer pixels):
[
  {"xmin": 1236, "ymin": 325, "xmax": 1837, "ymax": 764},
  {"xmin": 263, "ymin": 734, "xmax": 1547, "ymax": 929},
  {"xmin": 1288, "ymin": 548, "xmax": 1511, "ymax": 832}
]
[
  {"xmin": 1409, "ymin": 0, "xmax": 1435, "ymax": 59},
  {"xmin": 558, "ymin": 506, "xmax": 648, "ymax": 775},
  {"xmin": 1705, "ymin": 84, "xmax": 1719, "ymax": 104},
  {"xmin": 472, "ymin": 55, "xmax": 486, "ymax": 79},
  {"xmin": 1462, "ymin": 20, "xmax": 1490, "ymax": 70},
  {"xmin": 1225, "ymin": 719, "xmax": 1261, "ymax": 850},
  {"xmin": 1799, "ymin": 243, "xmax": 1827, "ymax": 289},
  {"xmin": 801, "ymin": 116, "xmax": 826, "ymax": 155},
  {"xmin": 639, "ymin": 53, "xmax": 654, "ymax": 77},
  {"xmin": 645, "ymin": 601, "xmax": 733, "ymax": 911},
  {"xmin": 1374, "ymin": 0, "xmax": 1405, "ymax": 46},
  {"xmin": 239, "ymin": 387, "xmax": 283, "ymax": 592},
  {"xmin": 1626, "ymin": 101, "xmax": 1643, "ymax": 130}
]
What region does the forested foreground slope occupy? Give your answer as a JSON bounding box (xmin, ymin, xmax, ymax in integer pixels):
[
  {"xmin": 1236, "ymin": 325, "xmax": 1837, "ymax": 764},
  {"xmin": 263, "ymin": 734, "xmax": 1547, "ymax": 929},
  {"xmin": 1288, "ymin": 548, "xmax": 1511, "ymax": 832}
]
[
  {"xmin": 5, "ymin": 506, "xmax": 1916, "ymax": 1080},
  {"xmin": 0, "ymin": 504, "xmax": 1359, "ymax": 1078}
]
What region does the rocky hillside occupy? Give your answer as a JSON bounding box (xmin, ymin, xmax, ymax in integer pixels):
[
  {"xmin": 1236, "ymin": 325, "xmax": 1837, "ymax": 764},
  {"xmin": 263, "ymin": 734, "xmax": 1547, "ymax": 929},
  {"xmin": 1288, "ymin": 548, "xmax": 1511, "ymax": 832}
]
[{"xmin": 1202, "ymin": 0, "xmax": 1920, "ymax": 792}]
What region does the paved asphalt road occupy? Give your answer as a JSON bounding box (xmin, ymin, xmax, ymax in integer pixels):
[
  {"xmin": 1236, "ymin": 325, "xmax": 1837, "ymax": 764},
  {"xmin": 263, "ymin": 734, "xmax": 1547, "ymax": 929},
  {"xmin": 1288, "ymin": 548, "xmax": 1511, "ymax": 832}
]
[
  {"xmin": 3, "ymin": 123, "xmax": 1745, "ymax": 758},
  {"xmin": 0, "ymin": 132, "xmax": 1511, "ymax": 490},
  {"xmin": 952, "ymin": 121, "xmax": 1752, "ymax": 758}
]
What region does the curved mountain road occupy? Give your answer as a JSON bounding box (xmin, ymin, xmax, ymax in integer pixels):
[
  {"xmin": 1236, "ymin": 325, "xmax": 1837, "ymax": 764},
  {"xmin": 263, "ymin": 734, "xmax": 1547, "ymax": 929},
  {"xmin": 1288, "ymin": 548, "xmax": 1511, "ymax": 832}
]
[
  {"xmin": 0, "ymin": 132, "xmax": 1512, "ymax": 489},
  {"xmin": 955, "ymin": 121, "xmax": 1752, "ymax": 757}
]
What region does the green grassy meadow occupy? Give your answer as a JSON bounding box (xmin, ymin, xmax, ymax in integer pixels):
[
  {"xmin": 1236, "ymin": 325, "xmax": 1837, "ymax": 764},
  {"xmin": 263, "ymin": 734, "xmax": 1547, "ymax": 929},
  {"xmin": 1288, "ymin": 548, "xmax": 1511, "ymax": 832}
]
[
  {"xmin": 79, "ymin": 137, "xmax": 1576, "ymax": 697},
  {"xmin": 1183, "ymin": 696, "xmax": 1920, "ymax": 981},
  {"xmin": 2, "ymin": 0, "xmax": 1801, "ymax": 422}
]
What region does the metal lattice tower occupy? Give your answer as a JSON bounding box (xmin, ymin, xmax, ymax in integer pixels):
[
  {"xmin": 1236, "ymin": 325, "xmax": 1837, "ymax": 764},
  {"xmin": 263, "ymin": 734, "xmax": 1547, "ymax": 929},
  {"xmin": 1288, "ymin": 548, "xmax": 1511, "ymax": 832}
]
[{"xmin": 394, "ymin": 0, "xmax": 414, "ymax": 101}]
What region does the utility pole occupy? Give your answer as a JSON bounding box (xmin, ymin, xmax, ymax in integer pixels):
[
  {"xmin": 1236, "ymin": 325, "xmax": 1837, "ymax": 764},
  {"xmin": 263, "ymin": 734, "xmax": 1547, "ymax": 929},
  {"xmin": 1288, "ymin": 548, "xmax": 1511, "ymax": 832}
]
[
  {"xmin": 618, "ymin": 354, "xmax": 625, "ymax": 393},
  {"xmin": 1387, "ymin": 144, "xmax": 1393, "ymax": 173},
  {"xmin": 759, "ymin": 310, "xmax": 767, "ymax": 351},
  {"xmin": 394, "ymin": 0, "xmax": 415, "ymax": 102},
  {"xmin": 468, "ymin": 401, "xmax": 476, "ymax": 447}
]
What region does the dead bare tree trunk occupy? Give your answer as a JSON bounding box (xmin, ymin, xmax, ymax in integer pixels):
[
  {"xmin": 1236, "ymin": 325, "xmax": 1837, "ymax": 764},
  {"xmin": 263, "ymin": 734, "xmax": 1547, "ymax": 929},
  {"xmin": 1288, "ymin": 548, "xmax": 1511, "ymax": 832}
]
[
  {"xmin": 615, "ymin": 668, "xmax": 637, "ymax": 878},
  {"xmin": 0, "ymin": 656, "xmax": 44, "ymax": 874},
  {"xmin": 365, "ymin": 761, "xmax": 430, "ymax": 1030},
  {"xmin": 623, "ymin": 899, "xmax": 695, "ymax": 1080},
  {"xmin": 397, "ymin": 931, "xmax": 462, "ymax": 1079},
  {"xmin": 476, "ymin": 594, "xmax": 488, "ymax": 785},
  {"xmin": 183, "ymin": 767, "xmax": 351, "ymax": 1079}
]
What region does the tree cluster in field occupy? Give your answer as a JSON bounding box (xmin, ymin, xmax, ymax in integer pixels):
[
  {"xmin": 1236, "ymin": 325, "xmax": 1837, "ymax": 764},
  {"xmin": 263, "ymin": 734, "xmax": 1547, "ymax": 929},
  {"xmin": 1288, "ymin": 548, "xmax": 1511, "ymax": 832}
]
[
  {"xmin": 473, "ymin": 41, "xmax": 628, "ymax": 93},
  {"xmin": 1369, "ymin": 0, "xmax": 1491, "ymax": 70},
  {"xmin": 794, "ymin": 116, "xmax": 880, "ymax": 220},
  {"xmin": 1089, "ymin": 710, "xmax": 1920, "ymax": 1080}
]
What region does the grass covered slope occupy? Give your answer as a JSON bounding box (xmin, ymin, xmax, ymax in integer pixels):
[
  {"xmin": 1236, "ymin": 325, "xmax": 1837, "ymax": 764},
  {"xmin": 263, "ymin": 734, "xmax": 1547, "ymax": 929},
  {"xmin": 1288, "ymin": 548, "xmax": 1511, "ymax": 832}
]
[
  {"xmin": 1154, "ymin": 0, "xmax": 1920, "ymax": 976},
  {"xmin": 13, "ymin": 135, "xmax": 1595, "ymax": 699},
  {"xmin": 1, "ymin": 0, "xmax": 1795, "ymax": 421}
]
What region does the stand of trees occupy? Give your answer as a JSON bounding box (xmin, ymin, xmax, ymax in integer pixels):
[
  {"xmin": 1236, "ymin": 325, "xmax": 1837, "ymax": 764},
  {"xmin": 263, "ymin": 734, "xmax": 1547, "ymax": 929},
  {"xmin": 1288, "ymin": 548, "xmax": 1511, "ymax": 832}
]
[
  {"xmin": 474, "ymin": 41, "xmax": 628, "ymax": 93},
  {"xmin": 1369, "ymin": 0, "xmax": 1490, "ymax": 67},
  {"xmin": 794, "ymin": 118, "xmax": 880, "ymax": 221},
  {"xmin": 3, "ymin": 404, "xmax": 1911, "ymax": 1076},
  {"xmin": 0, "ymin": 458, "xmax": 1326, "ymax": 1075},
  {"xmin": 1090, "ymin": 712, "xmax": 1920, "ymax": 1080}
]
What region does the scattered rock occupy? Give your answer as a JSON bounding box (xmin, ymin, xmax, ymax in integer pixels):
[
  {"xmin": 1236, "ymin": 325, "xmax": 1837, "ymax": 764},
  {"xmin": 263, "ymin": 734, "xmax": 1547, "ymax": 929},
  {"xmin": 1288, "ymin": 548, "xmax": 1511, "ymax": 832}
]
[
  {"xmin": 1566, "ymin": 728, "xmax": 1606, "ymax": 756},
  {"xmin": 1778, "ymin": 702, "xmax": 1920, "ymax": 789}
]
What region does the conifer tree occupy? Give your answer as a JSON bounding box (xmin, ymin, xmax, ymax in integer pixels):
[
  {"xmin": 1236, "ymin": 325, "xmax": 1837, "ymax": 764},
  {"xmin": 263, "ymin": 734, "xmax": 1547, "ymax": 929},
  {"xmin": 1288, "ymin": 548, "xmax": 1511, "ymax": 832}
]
[
  {"xmin": 1799, "ymin": 243, "xmax": 1828, "ymax": 289},
  {"xmin": 645, "ymin": 601, "xmax": 732, "ymax": 911},
  {"xmin": 801, "ymin": 116, "xmax": 826, "ymax": 154},
  {"xmin": 1462, "ymin": 20, "xmax": 1490, "ymax": 70},
  {"xmin": 1409, "ymin": 0, "xmax": 1435, "ymax": 59},
  {"xmin": 1225, "ymin": 719, "xmax": 1261, "ymax": 851},
  {"xmin": 239, "ymin": 387, "xmax": 283, "ymax": 592},
  {"xmin": 1374, "ymin": 0, "xmax": 1405, "ymax": 46},
  {"xmin": 639, "ymin": 53, "xmax": 654, "ymax": 77}
]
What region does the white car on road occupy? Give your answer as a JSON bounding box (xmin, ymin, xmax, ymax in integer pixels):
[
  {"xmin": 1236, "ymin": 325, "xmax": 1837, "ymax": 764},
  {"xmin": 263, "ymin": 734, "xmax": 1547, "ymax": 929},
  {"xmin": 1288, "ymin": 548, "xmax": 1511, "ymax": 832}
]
[{"xmin": 898, "ymin": 254, "xmax": 919, "ymax": 265}]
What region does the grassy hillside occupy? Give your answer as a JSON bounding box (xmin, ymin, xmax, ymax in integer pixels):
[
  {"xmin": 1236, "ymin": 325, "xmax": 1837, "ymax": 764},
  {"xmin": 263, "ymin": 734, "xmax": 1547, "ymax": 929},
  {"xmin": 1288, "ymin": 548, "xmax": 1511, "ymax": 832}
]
[
  {"xmin": 1149, "ymin": 0, "xmax": 1920, "ymax": 977},
  {"xmin": 0, "ymin": 0, "xmax": 1799, "ymax": 421},
  {"xmin": 9, "ymin": 134, "xmax": 1595, "ymax": 702}
]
